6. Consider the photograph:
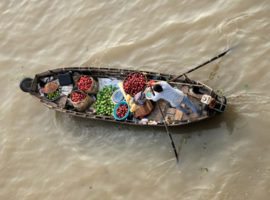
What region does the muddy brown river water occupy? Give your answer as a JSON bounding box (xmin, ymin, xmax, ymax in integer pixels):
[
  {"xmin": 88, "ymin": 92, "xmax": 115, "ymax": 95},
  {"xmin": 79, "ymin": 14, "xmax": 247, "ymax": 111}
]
[{"xmin": 1, "ymin": 0, "xmax": 270, "ymax": 199}]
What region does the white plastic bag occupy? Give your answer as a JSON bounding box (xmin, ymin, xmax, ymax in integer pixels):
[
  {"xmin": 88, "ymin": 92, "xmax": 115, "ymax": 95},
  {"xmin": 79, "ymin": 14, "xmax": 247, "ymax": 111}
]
[{"xmin": 97, "ymin": 78, "xmax": 121, "ymax": 90}]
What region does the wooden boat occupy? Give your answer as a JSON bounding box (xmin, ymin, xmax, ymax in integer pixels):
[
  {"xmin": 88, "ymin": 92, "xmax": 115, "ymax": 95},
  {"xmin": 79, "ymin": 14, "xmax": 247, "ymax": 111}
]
[{"xmin": 19, "ymin": 67, "xmax": 227, "ymax": 127}]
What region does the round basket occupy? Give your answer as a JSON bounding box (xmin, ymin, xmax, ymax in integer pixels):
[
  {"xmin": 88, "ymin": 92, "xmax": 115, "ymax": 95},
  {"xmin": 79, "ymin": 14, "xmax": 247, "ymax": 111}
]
[
  {"xmin": 44, "ymin": 89, "xmax": 61, "ymax": 102},
  {"xmin": 123, "ymin": 72, "xmax": 147, "ymax": 97},
  {"xmin": 113, "ymin": 101, "xmax": 130, "ymax": 120},
  {"xmin": 134, "ymin": 100, "xmax": 154, "ymax": 119},
  {"xmin": 111, "ymin": 89, "xmax": 124, "ymax": 104}
]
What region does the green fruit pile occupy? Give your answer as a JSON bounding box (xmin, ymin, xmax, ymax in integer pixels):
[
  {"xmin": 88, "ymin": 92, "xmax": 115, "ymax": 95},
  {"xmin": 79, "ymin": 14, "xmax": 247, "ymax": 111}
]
[
  {"xmin": 46, "ymin": 90, "xmax": 59, "ymax": 100},
  {"xmin": 93, "ymin": 85, "xmax": 117, "ymax": 115}
]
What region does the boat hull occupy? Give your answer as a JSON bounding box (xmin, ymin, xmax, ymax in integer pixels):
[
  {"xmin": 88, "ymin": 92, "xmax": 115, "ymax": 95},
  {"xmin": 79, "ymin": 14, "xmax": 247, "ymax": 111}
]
[{"xmin": 22, "ymin": 67, "xmax": 227, "ymax": 127}]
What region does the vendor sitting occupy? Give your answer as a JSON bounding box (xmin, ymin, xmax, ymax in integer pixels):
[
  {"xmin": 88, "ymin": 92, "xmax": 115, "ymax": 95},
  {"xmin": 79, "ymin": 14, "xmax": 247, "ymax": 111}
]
[{"xmin": 148, "ymin": 81, "xmax": 201, "ymax": 116}]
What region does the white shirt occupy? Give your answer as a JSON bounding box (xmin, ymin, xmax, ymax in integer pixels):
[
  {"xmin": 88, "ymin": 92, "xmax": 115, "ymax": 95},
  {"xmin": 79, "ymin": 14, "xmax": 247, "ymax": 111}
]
[{"xmin": 151, "ymin": 81, "xmax": 184, "ymax": 107}]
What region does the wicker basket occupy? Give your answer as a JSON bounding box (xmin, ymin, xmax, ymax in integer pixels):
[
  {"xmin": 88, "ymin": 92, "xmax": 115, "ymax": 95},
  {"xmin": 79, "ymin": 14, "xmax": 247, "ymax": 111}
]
[
  {"xmin": 134, "ymin": 100, "xmax": 153, "ymax": 119},
  {"xmin": 123, "ymin": 72, "xmax": 147, "ymax": 97}
]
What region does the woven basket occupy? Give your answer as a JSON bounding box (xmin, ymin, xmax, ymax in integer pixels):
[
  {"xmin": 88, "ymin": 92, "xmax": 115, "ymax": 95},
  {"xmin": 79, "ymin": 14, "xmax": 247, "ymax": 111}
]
[
  {"xmin": 123, "ymin": 72, "xmax": 147, "ymax": 97},
  {"xmin": 134, "ymin": 100, "xmax": 153, "ymax": 119}
]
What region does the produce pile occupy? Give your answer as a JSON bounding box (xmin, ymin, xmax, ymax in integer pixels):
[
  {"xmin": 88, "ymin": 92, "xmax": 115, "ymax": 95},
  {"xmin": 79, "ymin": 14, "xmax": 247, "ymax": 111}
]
[
  {"xmin": 116, "ymin": 104, "xmax": 129, "ymax": 119},
  {"xmin": 41, "ymin": 72, "xmax": 154, "ymax": 120},
  {"xmin": 71, "ymin": 91, "xmax": 86, "ymax": 102},
  {"xmin": 46, "ymin": 90, "xmax": 59, "ymax": 100},
  {"xmin": 123, "ymin": 73, "xmax": 147, "ymax": 96},
  {"xmin": 78, "ymin": 76, "xmax": 92, "ymax": 92},
  {"xmin": 93, "ymin": 85, "xmax": 117, "ymax": 115},
  {"xmin": 44, "ymin": 82, "xmax": 59, "ymax": 94}
]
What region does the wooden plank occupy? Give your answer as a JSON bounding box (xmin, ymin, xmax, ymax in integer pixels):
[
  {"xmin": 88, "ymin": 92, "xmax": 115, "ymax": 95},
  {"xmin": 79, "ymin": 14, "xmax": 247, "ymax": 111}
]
[{"xmin": 164, "ymin": 107, "xmax": 183, "ymax": 124}]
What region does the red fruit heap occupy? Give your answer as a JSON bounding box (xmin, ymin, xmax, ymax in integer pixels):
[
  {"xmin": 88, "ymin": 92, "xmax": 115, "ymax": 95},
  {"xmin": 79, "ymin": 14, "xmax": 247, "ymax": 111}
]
[
  {"xmin": 123, "ymin": 73, "xmax": 147, "ymax": 96},
  {"xmin": 78, "ymin": 76, "xmax": 92, "ymax": 92},
  {"xmin": 71, "ymin": 91, "xmax": 86, "ymax": 102},
  {"xmin": 116, "ymin": 104, "xmax": 128, "ymax": 119}
]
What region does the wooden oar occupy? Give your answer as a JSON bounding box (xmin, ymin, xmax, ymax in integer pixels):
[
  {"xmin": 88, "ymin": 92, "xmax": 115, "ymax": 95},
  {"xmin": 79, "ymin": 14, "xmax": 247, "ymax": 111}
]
[
  {"xmin": 147, "ymin": 46, "xmax": 237, "ymax": 163},
  {"xmin": 170, "ymin": 45, "xmax": 237, "ymax": 82},
  {"xmin": 149, "ymin": 86, "xmax": 179, "ymax": 163},
  {"xmin": 157, "ymin": 102, "xmax": 179, "ymax": 163}
]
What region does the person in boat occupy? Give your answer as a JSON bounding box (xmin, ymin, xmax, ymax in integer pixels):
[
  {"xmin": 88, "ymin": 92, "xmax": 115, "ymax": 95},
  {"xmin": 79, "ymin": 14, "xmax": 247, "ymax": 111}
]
[{"xmin": 148, "ymin": 81, "xmax": 201, "ymax": 116}]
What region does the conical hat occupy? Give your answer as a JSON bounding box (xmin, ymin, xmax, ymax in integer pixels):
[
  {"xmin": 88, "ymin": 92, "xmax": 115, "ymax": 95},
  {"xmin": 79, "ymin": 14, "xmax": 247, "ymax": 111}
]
[{"xmin": 44, "ymin": 82, "xmax": 59, "ymax": 94}]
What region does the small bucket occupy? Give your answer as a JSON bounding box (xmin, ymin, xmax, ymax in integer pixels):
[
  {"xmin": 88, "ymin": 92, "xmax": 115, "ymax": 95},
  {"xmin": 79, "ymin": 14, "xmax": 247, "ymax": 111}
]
[
  {"xmin": 145, "ymin": 87, "xmax": 153, "ymax": 99},
  {"xmin": 113, "ymin": 101, "xmax": 130, "ymax": 120}
]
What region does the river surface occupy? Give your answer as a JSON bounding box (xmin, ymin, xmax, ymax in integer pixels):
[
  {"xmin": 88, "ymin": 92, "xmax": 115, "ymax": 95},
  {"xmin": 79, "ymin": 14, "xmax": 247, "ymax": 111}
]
[{"xmin": 1, "ymin": 0, "xmax": 270, "ymax": 199}]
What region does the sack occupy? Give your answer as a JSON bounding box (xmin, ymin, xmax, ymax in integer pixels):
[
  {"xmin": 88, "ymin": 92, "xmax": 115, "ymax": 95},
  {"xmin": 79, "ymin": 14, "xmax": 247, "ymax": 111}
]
[
  {"xmin": 82, "ymin": 76, "xmax": 98, "ymax": 94},
  {"xmin": 71, "ymin": 95, "xmax": 94, "ymax": 112},
  {"xmin": 73, "ymin": 75, "xmax": 99, "ymax": 94}
]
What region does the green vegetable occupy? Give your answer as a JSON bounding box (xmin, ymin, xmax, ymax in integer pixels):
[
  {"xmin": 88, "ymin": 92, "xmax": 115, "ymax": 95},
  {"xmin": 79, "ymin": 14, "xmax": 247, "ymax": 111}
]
[
  {"xmin": 46, "ymin": 90, "xmax": 59, "ymax": 100},
  {"xmin": 93, "ymin": 86, "xmax": 117, "ymax": 115}
]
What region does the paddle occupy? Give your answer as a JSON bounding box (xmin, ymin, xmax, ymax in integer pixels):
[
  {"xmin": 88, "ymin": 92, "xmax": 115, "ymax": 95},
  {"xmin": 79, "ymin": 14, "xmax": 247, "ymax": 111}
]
[
  {"xmin": 170, "ymin": 46, "xmax": 237, "ymax": 82},
  {"xmin": 147, "ymin": 46, "xmax": 237, "ymax": 163},
  {"xmin": 157, "ymin": 102, "xmax": 179, "ymax": 163},
  {"xmin": 149, "ymin": 86, "xmax": 179, "ymax": 163}
]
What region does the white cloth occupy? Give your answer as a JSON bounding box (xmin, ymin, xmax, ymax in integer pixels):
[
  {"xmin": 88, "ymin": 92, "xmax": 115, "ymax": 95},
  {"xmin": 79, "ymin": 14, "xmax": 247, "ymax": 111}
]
[{"xmin": 60, "ymin": 84, "xmax": 73, "ymax": 95}]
